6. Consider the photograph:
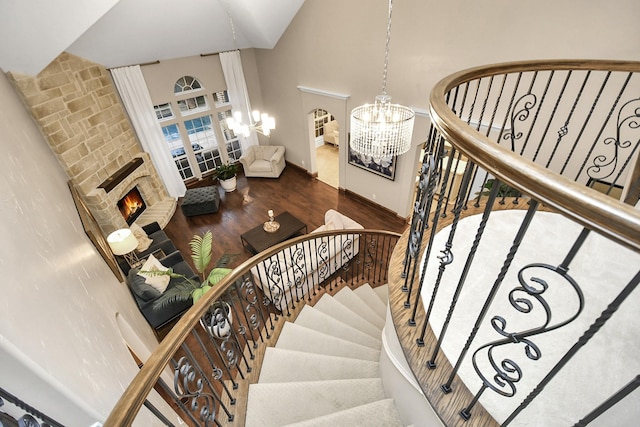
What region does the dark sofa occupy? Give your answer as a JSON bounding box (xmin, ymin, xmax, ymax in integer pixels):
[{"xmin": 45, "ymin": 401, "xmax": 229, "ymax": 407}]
[{"xmin": 126, "ymin": 250, "xmax": 198, "ymax": 330}]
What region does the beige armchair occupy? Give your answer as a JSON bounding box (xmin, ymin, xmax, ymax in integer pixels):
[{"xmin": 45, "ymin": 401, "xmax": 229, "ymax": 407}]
[
  {"xmin": 323, "ymin": 120, "xmax": 339, "ymax": 146},
  {"xmin": 239, "ymin": 145, "xmax": 286, "ymax": 178}
]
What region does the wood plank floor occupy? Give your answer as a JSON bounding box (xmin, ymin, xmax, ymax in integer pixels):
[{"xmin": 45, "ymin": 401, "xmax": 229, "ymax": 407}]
[{"xmin": 163, "ymin": 164, "xmax": 409, "ymax": 269}]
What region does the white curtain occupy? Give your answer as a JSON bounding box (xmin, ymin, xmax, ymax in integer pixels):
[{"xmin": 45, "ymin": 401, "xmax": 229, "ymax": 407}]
[
  {"xmin": 219, "ymin": 50, "xmax": 259, "ymax": 151},
  {"xmin": 110, "ymin": 66, "xmax": 186, "ymax": 198}
]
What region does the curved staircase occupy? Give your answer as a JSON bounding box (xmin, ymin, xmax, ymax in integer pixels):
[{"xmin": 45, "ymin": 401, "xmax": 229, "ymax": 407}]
[{"xmin": 245, "ymin": 284, "xmax": 408, "ymax": 427}]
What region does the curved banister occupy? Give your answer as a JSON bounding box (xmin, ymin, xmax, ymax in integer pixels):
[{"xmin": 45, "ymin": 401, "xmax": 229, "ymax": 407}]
[
  {"xmin": 104, "ymin": 228, "xmax": 400, "ymax": 426},
  {"xmin": 429, "ymin": 59, "xmax": 640, "ymax": 251}
]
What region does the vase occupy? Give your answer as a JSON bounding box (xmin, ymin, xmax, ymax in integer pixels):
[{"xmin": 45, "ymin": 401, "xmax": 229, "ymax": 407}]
[{"xmin": 219, "ymin": 176, "xmax": 237, "ymax": 192}]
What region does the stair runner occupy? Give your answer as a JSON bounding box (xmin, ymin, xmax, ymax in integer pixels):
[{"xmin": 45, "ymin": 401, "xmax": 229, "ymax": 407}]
[{"xmin": 245, "ymin": 283, "xmax": 407, "ymax": 426}]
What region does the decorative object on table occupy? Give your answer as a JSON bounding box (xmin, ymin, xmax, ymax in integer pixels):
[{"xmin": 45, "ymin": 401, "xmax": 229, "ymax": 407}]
[
  {"xmin": 215, "ymin": 161, "xmax": 238, "ymax": 192},
  {"xmin": 263, "ymin": 209, "xmax": 280, "ymax": 233},
  {"xmin": 67, "ymin": 181, "xmax": 122, "ymax": 281},
  {"xmin": 239, "ymin": 145, "xmax": 286, "ymax": 178},
  {"xmin": 348, "ymin": 144, "xmax": 397, "ymax": 180},
  {"xmin": 350, "ymin": 0, "xmax": 414, "ymax": 158},
  {"xmin": 107, "ymin": 228, "xmax": 140, "ymax": 267},
  {"xmin": 151, "ymin": 230, "xmax": 236, "ymax": 310}
]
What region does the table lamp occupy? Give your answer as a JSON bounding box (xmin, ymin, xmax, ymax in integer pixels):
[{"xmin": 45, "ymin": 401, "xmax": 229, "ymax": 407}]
[{"xmin": 107, "ymin": 228, "xmax": 140, "ymax": 267}]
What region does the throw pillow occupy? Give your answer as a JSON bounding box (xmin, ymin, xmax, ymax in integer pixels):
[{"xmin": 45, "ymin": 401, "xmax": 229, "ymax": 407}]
[
  {"xmin": 138, "ymin": 254, "xmax": 170, "ymax": 293},
  {"xmin": 130, "ymin": 223, "xmax": 153, "ymax": 252},
  {"xmin": 325, "ymin": 221, "xmax": 336, "ymax": 231},
  {"xmin": 128, "ymin": 269, "xmax": 162, "ymax": 301}
]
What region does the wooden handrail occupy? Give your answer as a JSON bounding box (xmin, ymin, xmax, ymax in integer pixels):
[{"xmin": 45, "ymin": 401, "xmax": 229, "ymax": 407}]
[
  {"xmin": 429, "ymin": 59, "xmax": 640, "ymax": 251},
  {"xmin": 104, "ymin": 229, "xmax": 400, "ymax": 426}
]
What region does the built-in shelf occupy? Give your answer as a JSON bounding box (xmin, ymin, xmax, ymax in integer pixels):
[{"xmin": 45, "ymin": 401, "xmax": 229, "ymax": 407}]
[{"xmin": 98, "ymin": 157, "xmax": 144, "ymax": 193}]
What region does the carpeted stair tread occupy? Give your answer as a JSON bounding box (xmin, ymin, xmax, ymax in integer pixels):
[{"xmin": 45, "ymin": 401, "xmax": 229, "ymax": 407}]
[
  {"xmin": 353, "ymin": 283, "xmax": 388, "ymax": 320},
  {"xmin": 281, "ymin": 399, "xmax": 405, "ymax": 427},
  {"xmin": 245, "ymin": 378, "xmax": 386, "ymax": 427},
  {"xmin": 372, "ymin": 284, "xmax": 389, "ymax": 305},
  {"xmin": 276, "ymin": 322, "xmax": 380, "ymax": 361},
  {"xmin": 259, "ymin": 347, "xmax": 380, "ymax": 383},
  {"xmin": 333, "ymin": 286, "xmax": 385, "ymax": 328},
  {"xmin": 294, "ymin": 305, "xmax": 381, "ymax": 349},
  {"xmin": 313, "ymin": 294, "xmax": 382, "ymax": 339}
]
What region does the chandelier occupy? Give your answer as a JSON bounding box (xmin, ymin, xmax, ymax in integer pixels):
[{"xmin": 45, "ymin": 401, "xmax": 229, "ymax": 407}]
[
  {"xmin": 350, "ymin": 0, "xmax": 414, "ymax": 158},
  {"xmin": 226, "ymin": 110, "xmax": 276, "ymax": 137}
]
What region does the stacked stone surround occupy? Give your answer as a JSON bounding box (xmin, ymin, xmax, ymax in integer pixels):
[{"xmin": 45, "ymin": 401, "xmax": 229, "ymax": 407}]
[{"xmin": 7, "ymin": 52, "xmax": 175, "ymax": 234}]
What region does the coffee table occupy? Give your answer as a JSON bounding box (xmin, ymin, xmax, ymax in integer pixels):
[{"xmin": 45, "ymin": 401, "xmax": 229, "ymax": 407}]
[{"xmin": 240, "ymin": 211, "xmax": 308, "ymax": 254}]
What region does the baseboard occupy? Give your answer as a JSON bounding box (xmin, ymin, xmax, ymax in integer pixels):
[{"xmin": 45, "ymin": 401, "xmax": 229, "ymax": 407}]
[
  {"xmin": 285, "ymin": 161, "xmax": 317, "ymax": 178},
  {"xmin": 343, "ymin": 189, "xmax": 408, "ymax": 223}
]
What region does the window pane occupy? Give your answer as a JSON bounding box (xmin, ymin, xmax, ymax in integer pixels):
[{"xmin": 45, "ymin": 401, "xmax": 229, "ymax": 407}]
[
  {"xmin": 161, "ymin": 123, "xmax": 192, "ymax": 180},
  {"xmin": 213, "ymin": 90, "xmax": 230, "ymax": 107},
  {"xmin": 177, "ymin": 95, "xmax": 208, "ymax": 114},
  {"xmin": 218, "ymin": 110, "xmax": 237, "ymax": 141},
  {"xmin": 174, "ymin": 75, "xmax": 203, "ymax": 94},
  {"xmin": 154, "ymin": 103, "xmax": 173, "ymax": 120},
  {"xmin": 226, "ymin": 139, "xmax": 242, "ymax": 162},
  {"xmin": 184, "ymin": 115, "xmax": 219, "ymax": 174}
]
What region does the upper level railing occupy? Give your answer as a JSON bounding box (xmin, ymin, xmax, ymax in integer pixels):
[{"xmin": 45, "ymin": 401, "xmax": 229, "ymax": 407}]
[
  {"xmin": 397, "ymin": 59, "xmax": 640, "ymax": 426},
  {"xmin": 104, "ymin": 229, "xmax": 399, "ymax": 426}
]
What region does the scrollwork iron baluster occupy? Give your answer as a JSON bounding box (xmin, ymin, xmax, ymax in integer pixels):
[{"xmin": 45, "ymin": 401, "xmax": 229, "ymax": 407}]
[
  {"xmin": 461, "ymin": 229, "xmax": 589, "ymax": 421},
  {"xmin": 173, "ymin": 356, "xmax": 222, "ymax": 426},
  {"xmin": 587, "ymin": 98, "xmax": 640, "ymax": 181}
]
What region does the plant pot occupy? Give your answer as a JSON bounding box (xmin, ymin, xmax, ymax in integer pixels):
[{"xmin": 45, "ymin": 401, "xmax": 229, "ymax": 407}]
[
  {"xmin": 219, "ymin": 176, "xmax": 237, "ymax": 192},
  {"xmin": 200, "ymin": 302, "xmax": 233, "ymax": 338}
]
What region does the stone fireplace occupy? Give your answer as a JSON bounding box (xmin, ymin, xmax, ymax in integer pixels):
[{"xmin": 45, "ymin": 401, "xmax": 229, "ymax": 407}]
[{"xmin": 8, "ymin": 52, "xmax": 176, "ymax": 235}]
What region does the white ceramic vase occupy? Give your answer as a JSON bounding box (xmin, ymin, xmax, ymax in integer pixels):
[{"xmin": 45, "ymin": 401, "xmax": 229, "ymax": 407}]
[{"xmin": 219, "ymin": 176, "xmax": 237, "ymax": 192}]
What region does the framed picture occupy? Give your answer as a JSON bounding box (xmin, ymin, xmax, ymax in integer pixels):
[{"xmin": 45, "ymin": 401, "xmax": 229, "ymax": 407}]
[
  {"xmin": 68, "ymin": 181, "xmax": 123, "ymax": 282},
  {"xmin": 348, "ymin": 145, "xmax": 397, "ymax": 181}
]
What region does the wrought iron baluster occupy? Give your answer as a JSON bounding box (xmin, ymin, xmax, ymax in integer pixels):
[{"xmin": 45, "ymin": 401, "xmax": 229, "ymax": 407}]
[
  {"xmin": 560, "ymin": 71, "xmax": 610, "ymax": 175},
  {"xmin": 575, "ymin": 72, "xmax": 633, "ymax": 181},
  {"xmin": 426, "ymin": 175, "xmax": 500, "ymax": 368},
  {"xmin": 173, "ymin": 354, "xmax": 227, "ymax": 426},
  {"xmin": 532, "ymin": 70, "xmax": 572, "ymax": 163},
  {"xmin": 586, "ymin": 97, "xmax": 640, "ymax": 182},
  {"xmin": 502, "ymin": 267, "xmax": 640, "ymax": 426},
  {"xmin": 546, "ymin": 71, "xmax": 592, "ymax": 169},
  {"xmin": 192, "ymin": 327, "xmax": 236, "ymax": 400},
  {"xmin": 572, "ymin": 374, "xmax": 640, "ymax": 427},
  {"xmin": 442, "ymin": 200, "xmax": 539, "ymax": 393},
  {"xmin": 403, "ymin": 145, "xmax": 443, "ymax": 319},
  {"xmin": 462, "ymin": 228, "xmax": 590, "ymax": 421},
  {"xmin": 0, "ymin": 387, "xmax": 64, "ymax": 427},
  {"xmin": 235, "ymin": 274, "xmax": 270, "ymax": 342}
]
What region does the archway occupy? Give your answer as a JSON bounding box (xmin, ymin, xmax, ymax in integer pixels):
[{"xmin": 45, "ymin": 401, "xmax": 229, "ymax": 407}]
[{"xmin": 311, "ymin": 108, "xmax": 339, "ymax": 188}]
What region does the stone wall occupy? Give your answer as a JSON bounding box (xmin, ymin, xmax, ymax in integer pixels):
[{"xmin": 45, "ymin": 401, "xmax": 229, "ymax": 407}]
[{"xmin": 7, "ymin": 52, "xmax": 174, "ymax": 234}]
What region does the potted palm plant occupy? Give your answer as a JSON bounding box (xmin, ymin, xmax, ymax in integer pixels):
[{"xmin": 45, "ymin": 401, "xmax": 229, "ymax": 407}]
[
  {"xmin": 150, "ymin": 231, "xmax": 236, "ymax": 337},
  {"xmin": 216, "ymin": 161, "xmax": 238, "ymax": 192}
]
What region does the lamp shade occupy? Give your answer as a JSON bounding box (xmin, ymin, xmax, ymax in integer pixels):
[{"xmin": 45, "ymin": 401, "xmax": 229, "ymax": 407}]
[{"xmin": 107, "ymin": 228, "xmax": 139, "ymax": 255}]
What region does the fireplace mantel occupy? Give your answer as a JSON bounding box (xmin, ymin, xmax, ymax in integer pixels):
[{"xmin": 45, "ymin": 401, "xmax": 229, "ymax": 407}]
[{"xmin": 99, "ymin": 158, "xmax": 144, "ymax": 193}]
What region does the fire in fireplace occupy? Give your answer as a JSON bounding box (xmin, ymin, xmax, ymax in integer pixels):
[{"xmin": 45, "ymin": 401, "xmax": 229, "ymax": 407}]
[{"xmin": 117, "ymin": 186, "xmax": 147, "ymax": 225}]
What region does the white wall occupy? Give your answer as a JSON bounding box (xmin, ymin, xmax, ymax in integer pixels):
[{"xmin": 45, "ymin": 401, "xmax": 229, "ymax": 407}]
[
  {"xmin": 254, "ymin": 0, "xmax": 640, "ymax": 218},
  {"xmin": 0, "ymin": 70, "xmax": 174, "ymax": 425}
]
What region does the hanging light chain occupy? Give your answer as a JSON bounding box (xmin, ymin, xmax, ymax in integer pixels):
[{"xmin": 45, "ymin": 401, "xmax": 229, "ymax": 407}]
[{"xmin": 381, "ymin": 0, "xmax": 394, "ymax": 96}]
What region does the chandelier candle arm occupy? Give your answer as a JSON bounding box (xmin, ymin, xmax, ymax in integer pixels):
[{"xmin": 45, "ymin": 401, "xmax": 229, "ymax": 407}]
[{"xmin": 350, "ymin": 0, "xmax": 415, "ymax": 157}]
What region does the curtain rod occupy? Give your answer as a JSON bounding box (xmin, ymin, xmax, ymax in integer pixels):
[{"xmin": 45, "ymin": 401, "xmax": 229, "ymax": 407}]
[{"xmin": 108, "ymin": 60, "xmax": 159, "ymax": 70}]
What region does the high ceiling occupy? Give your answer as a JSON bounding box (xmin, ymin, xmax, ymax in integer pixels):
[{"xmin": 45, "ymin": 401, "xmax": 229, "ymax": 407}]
[{"xmin": 0, "ymin": 0, "xmax": 305, "ymax": 75}]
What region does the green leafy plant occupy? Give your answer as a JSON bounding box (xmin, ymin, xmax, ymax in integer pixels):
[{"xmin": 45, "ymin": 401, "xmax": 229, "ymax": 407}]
[
  {"xmin": 479, "ymin": 178, "xmax": 521, "ymax": 198},
  {"xmin": 215, "ymin": 161, "xmax": 237, "ymax": 180},
  {"xmin": 149, "ymin": 231, "xmax": 236, "ymax": 310}
]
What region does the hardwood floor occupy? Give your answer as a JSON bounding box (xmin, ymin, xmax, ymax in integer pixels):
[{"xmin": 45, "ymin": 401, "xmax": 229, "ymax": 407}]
[{"xmin": 163, "ymin": 164, "xmax": 409, "ymax": 270}]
